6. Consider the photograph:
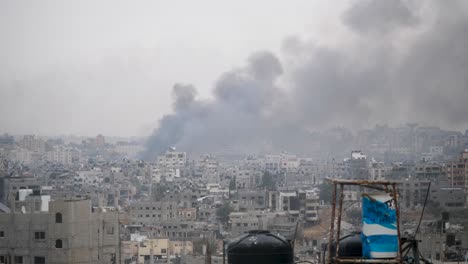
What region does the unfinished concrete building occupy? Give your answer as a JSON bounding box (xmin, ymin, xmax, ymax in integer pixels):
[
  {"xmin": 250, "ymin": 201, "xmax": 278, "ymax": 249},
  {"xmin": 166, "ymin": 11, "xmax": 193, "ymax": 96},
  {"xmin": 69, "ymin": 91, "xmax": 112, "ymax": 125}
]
[{"xmin": 0, "ymin": 198, "xmax": 120, "ymax": 264}]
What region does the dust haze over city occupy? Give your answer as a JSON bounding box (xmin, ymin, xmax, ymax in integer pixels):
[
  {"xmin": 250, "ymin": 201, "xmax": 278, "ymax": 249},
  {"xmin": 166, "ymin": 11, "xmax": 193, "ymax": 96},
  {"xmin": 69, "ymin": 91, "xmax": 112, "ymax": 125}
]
[{"xmin": 1, "ymin": 1, "xmax": 468, "ymax": 264}]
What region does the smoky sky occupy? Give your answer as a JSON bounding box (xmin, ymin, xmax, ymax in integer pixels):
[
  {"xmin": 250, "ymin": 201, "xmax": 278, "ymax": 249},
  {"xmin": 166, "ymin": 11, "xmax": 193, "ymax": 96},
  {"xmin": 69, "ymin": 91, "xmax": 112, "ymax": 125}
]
[
  {"xmin": 342, "ymin": 0, "xmax": 420, "ymax": 35},
  {"xmin": 143, "ymin": 0, "xmax": 468, "ymax": 158},
  {"xmin": 0, "ymin": 1, "xmax": 338, "ymax": 137}
]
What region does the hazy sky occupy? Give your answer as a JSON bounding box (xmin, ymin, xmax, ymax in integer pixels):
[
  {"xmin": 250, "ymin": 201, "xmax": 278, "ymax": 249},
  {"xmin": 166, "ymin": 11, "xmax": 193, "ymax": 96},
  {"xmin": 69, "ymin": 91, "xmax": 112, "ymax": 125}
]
[{"xmin": 0, "ymin": 1, "xmax": 349, "ymax": 137}]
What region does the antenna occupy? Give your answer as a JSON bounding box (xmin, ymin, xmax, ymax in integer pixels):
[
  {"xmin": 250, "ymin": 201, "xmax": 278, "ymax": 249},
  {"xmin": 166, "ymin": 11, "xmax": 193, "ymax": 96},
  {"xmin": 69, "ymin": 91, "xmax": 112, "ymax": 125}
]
[
  {"xmin": 413, "ymin": 182, "xmax": 431, "ymax": 238},
  {"xmin": 292, "ymin": 219, "xmax": 300, "ymax": 249}
]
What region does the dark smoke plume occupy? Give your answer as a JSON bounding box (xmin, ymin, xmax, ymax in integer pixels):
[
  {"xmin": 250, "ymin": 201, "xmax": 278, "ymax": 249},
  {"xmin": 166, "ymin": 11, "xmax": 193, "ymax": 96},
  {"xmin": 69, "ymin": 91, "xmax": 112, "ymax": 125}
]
[
  {"xmin": 142, "ymin": 51, "xmax": 288, "ymax": 158},
  {"xmin": 142, "ymin": 0, "xmax": 468, "ymax": 159}
]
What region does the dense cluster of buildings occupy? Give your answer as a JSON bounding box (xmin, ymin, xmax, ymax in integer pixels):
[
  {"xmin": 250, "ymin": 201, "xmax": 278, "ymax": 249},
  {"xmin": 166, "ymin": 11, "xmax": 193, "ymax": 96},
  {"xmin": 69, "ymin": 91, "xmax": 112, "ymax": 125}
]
[{"xmin": 0, "ymin": 126, "xmax": 466, "ymax": 263}]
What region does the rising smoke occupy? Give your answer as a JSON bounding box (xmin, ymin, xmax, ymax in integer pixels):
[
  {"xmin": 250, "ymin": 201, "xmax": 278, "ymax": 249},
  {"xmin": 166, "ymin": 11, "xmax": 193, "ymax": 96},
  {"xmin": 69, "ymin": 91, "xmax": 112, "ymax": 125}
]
[{"xmin": 142, "ymin": 0, "xmax": 468, "ymax": 159}]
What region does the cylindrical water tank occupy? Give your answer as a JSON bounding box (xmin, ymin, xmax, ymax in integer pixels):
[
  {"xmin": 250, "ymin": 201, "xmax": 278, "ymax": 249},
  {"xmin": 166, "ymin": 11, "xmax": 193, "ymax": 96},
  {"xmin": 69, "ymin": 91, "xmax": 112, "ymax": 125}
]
[
  {"xmin": 227, "ymin": 230, "xmax": 294, "ymax": 264},
  {"xmin": 324, "ymin": 233, "xmax": 363, "ymax": 261},
  {"xmin": 338, "ymin": 233, "xmax": 363, "ymax": 258}
]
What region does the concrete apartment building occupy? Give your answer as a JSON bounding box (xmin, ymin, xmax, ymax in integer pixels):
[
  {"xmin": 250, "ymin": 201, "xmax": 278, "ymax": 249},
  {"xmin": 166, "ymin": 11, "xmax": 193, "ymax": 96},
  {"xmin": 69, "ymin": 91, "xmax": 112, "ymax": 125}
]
[
  {"xmin": 446, "ymin": 150, "xmax": 468, "ymax": 202},
  {"xmin": 344, "ymin": 151, "xmax": 369, "ymax": 179},
  {"xmin": 113, "ymin": 142, "xmax": 144, "ymax": 159},
  {"xmin": 232, "ymin": 168, "xmax": 261, "ymax": 190},
  {"xmin": 157, "ymin": 222, "xmax": 197, "ymax": 239},
  {"xmin": 121, "ymin": 237, "xmax": 193, "ymax": 264},
  {"xmin": 157, "ymin": 186, "xmax": 208, "ymax": 208},
  {"xmin": 279, "ymin": 154, "xmax": 301, "ymax": 172},
  {"xmin": 228, "ymin": 211, "xmax": 299, "ymax": 238},
  {"xmin": 269, "ymin": 189, "xmax": 320, "ymax": 225},
  {"xmin": 398, "ymin": 179, "xmax": 465, "ymax": 210},
  {"xmin": 149, "ymin": 165, "xmax": 183, "ymax": 183},
  {"xmin": 369, "ymin": 161, "xmax": 388, "ymax": 180},
  {"xmin": 229, "ymin": 211, "xmax": 262, "ymax": 237},
  {"xmin": 0, "ymin": 198, "xmax": 120, "ymax": 264},
  {"xmin": 45, "ymin": 146, "xmax": 79, "ymax": 166},
  {"xmin": 129, "ymin": 201, "xmax": 196, "ymax": 227},
  {"xmin": 9, "ymin": 148, "xmax": 35, "ymax": 165},
  {"xmin": 157, "ymin": 150, "xmax": 187, "ymax": 169},
  {"xmin": 126, "ymin": 222, "xmax": 200, "ymax": 240},
  {"xmin": 264, "ymin": 154, "xmax": 281, "ymax": 173},
  {"xmin": 19, "ymin": 135, "xmax": 45, "ymax": 154},
  {"xmin": 135, "ymin": 238, "xmax": 169, "ymax": 263},
  {"xmin": 278, "ymin": 191, "xmax": 300, "ymax": 212},
  {"xmin": 130, "ymin": 201, "xmax": 179, "ymax": 226},
  {"xmin": 414, "ymin": 162, "xmax": 445, "ymax": 181},
  {"xmin": 235, "ymin": 190, "xmax": 267, "ymax": 211},
  {"xmin": 149, "ymin": 150, "xmax": 188, "ymax": 183},
  {"xmin": 0, "ymin": 176, "xmax": 41, "ymax": 204},
  {"xmin": 194, "ymin": 155, "xmax": 219, "ymax": 184},
  {"xmin": 432, "ymin": 187, "xmax": 465, "ymax": 210},
  {"xmin": 263, "ymin": 212, "xmax": 298, "ymax": 238},
  {"xmin": 399, "ymin": 180, "xmax": 433, "ymax": 209},
  {"xmin": 303, "ymin": 191, "xmax": 320, "ymax": 223}
]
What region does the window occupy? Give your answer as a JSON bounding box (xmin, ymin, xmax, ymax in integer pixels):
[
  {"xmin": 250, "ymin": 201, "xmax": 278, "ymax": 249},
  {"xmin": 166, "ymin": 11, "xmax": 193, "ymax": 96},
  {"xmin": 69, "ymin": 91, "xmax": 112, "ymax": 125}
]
[
  {"xmin": 34, "ymin": 231, "xmax": 45, "ymax": 240},
  {"xmin": 55, "ymin": 213, "xmax": 62, "ymax": 223},
  {"xmin": 0, "ymin": 231, "xmax": 4, "ymax": 238},
  {"xmin": 34, "ymin": 257, "xmax": 46, "ymax": 264},
  {"xmin": 161, "ymin": 248, "xmax": 167, "ymax": 254},
  {"xmin": 14, "ymin": 256, "xmax": 23, "ymax": 264},
  {"xmin": 0, "ymin": 256, "xmax": 5, "ymax": 264},
  {"xmin": 55, "ymin": 239, "xmax": 63, "ymax": 248},
  {"xmin": 106, "ymin": 226, "xmax": 114, "ymax": 235}
]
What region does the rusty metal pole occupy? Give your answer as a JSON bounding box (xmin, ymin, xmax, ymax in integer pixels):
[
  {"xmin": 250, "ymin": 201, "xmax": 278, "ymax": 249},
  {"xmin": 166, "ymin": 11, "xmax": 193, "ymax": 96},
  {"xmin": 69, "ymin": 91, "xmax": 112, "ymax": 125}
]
[
  {"xmin": 328, "ymin": 182, "xmax": 337, "ymax": 264},
  {"xmin": 335, "ymin": 184, "xmax": 345, "ymax": 260},
  {"xmin": 223, "ymin": 240, "xmax": 226, "ymax": 264},
  {"xmin": 392, "ymin": 183, "xmax": 402, "ymax": 264}
]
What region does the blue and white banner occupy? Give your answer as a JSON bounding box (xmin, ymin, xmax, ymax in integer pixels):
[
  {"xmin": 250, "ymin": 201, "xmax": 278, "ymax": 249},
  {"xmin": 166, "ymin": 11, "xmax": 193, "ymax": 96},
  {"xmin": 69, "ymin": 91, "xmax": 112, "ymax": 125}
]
[{"xmin": 361, "ymin": 194, "xmax": 398, "ymax": 259}]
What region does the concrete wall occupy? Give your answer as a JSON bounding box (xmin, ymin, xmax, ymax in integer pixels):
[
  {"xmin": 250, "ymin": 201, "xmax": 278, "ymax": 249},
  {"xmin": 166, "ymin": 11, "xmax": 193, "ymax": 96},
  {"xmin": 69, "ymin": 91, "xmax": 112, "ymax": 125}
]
[{"xmin": 0, "ymin": 198, "xmax": 119, "ymax": 264}]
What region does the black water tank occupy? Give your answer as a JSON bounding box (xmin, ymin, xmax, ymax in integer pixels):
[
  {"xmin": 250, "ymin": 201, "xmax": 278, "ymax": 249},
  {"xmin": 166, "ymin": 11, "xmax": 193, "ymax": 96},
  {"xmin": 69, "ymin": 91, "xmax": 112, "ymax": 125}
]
[
  {"xmin": 337, "ymin": 233, "xmax": 362, "ymax": 258},
  {"xmin": 323, "ymin": 233, "xmax": 362, "ymax": 263},
  {"xmin": 227, "ymin": 230, "xmax": 294, "ymax": 264}
]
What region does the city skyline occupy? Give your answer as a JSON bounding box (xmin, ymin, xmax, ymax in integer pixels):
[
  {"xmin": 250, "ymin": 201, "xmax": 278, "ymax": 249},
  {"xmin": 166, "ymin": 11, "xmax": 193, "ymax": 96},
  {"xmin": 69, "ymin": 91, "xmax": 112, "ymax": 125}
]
[{"xmin": 1, "ymin": 1, "xmax": 468, "ymax": 263}]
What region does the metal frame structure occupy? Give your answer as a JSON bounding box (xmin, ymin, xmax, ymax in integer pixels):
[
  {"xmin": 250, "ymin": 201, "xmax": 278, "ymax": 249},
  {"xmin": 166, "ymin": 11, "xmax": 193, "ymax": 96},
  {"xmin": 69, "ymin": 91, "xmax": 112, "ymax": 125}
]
[{"xmin": 326, "ymin": 178, "xmax": 402, "ymax": 264}]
